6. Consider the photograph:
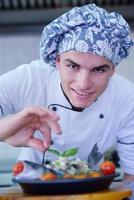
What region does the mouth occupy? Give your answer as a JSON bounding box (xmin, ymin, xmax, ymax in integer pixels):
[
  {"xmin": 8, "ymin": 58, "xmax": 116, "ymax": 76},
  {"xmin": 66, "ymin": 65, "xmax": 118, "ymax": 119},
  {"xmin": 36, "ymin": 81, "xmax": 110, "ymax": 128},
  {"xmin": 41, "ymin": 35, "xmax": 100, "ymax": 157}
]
[{"xmin": 72, "ymin": 89, "xmax": 95, "ymax": 97}]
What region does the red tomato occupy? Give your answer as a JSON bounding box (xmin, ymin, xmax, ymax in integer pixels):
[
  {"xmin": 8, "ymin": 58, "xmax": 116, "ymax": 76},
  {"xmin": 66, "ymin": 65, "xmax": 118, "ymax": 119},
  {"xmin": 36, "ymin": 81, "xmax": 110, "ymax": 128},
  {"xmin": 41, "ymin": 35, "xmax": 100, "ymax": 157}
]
[
  {"xmin": 13, "ymin": 162, "xmax": 24, "ymax": 176},
  {"xmin": 99, "ymin": 161, "xmax": 116, "ymax": 175}
]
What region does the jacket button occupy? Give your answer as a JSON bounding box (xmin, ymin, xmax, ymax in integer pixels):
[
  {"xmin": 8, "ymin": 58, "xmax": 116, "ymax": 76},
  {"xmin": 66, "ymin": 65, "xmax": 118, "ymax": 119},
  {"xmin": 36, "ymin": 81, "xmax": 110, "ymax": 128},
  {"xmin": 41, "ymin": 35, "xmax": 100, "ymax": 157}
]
[
  {"xmin": 99, "ymin": 114, "xmax": 104, "ymax": 119},
  {"xmin": 52, "ymin": 106, "xmax": 57, "ymax": 111}
]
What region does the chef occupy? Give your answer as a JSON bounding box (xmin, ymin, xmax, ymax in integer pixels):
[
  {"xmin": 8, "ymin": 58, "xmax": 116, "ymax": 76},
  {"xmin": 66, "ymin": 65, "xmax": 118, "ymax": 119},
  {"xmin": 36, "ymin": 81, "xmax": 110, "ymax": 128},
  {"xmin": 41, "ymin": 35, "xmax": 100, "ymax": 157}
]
[{"xmin": 0, "ymin": 3, "xmax": 134, "ymax": 197}]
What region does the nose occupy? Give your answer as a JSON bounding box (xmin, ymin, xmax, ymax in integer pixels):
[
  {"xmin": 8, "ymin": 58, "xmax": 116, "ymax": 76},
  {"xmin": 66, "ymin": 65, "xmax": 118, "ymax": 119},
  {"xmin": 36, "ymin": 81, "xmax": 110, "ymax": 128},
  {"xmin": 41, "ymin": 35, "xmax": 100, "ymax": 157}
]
[{"xmin": 76, "ymin": 70, "xmax": 93, "ymax": 90}]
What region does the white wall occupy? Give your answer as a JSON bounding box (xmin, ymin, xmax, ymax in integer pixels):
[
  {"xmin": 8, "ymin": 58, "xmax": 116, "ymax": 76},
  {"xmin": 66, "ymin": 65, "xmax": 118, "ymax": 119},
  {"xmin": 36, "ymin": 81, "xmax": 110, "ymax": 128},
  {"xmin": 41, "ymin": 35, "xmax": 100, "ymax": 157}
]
[
  {"xmin": 116, "ymin": 33, "xmax": 134, "ymax": 83},
  {"xmin": 0, "ymin": 33, "xmax": 40, "ymax": 75}
]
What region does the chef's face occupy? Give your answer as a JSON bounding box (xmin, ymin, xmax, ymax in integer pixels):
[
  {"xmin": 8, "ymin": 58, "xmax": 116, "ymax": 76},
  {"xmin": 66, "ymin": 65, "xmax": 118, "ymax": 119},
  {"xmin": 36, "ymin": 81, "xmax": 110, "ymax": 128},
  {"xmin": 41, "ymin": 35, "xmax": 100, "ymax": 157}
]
[{"xmin": 56, "ymin": 50, "xmax": 115, "ymax": 108}]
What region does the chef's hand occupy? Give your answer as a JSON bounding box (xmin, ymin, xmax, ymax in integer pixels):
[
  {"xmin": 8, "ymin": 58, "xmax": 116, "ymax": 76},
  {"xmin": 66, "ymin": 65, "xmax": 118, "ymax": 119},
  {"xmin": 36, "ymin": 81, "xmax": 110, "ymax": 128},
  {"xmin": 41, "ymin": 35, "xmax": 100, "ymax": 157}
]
[{"xmin": 0, "ymin": 107, "xmax": 61, "ymax": 151}]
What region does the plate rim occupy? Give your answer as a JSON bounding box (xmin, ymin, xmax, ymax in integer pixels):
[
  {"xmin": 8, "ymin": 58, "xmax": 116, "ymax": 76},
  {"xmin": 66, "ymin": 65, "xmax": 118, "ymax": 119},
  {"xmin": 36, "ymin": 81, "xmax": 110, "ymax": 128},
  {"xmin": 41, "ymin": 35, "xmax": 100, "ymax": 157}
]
[{"xmin": 12, "ymin": 172, "xmax": 120, "ymax": 185}]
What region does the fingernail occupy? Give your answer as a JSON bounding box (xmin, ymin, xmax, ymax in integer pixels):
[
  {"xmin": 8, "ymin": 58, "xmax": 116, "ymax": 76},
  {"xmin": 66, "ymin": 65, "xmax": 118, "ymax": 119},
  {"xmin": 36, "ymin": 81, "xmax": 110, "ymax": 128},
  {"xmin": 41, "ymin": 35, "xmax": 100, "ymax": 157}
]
[
  {"xmin": 58, "ymin": 129, "xmax": 62, "ymax": 134},
  {"xmin": 51, "ymin": 141, "xmax": 54, "ymax": 145},
  {"xmin": 43, "ymin": 142, "xmax": 50, "ymax": 150}
]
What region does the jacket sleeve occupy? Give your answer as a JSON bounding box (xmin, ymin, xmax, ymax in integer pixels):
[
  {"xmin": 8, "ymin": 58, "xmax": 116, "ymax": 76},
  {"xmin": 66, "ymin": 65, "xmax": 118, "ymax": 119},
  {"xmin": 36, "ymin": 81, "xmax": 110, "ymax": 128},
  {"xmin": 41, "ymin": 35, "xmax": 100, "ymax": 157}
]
[
  {"xmin": 0, "ymin": 60, "xmax": 48, "ymax": 117},
  {"xmin": 116, "ymin": 100, "xmax": 134, "ymax": 175}
]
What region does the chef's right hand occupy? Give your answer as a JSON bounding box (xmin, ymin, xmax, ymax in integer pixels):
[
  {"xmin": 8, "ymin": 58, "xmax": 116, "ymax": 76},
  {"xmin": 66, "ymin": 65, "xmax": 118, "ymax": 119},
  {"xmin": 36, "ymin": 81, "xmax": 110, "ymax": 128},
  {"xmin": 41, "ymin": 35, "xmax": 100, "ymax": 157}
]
[{"xmin": 0, "ymin": 107, "xmax": 61, "ymax": 151}]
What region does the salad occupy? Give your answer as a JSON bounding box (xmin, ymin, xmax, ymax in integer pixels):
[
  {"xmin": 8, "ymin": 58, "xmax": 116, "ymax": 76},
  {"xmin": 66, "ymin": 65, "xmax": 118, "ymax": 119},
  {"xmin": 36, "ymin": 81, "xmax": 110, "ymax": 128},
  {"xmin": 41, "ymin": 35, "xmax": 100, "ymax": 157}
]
[{"xmin": 12, "ymin": 147, "xmax": 116, "ymax": 181}]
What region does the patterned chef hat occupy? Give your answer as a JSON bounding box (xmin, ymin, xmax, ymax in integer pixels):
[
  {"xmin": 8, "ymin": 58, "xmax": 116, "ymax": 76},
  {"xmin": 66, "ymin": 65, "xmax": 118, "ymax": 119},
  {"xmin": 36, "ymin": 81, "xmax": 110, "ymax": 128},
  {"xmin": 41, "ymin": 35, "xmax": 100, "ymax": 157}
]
[{"xmin": 40, "ymin": 3, "xmax": 133, "ymax": 66}]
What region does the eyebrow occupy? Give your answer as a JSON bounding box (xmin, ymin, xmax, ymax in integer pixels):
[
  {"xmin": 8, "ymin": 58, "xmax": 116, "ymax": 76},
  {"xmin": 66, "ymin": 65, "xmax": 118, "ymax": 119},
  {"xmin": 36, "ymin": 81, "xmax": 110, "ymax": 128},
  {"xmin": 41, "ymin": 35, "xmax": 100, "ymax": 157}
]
[
  {"xmin": 64, "ymin": 59, "xmax": 110, "ymax": 69},
  {"xmin": 94, "ymin": 64, "xmax": 110, "ymax": 69},
  {"xmin": 64, "ymin": 59, "xmax": 80, "ymax": 67}
]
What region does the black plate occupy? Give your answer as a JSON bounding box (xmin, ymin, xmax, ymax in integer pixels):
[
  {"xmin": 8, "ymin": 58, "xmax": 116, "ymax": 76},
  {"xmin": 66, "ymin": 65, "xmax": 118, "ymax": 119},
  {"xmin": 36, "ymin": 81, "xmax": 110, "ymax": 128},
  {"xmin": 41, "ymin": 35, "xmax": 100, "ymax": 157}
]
[{"xmin": 12, "ymin": 173, "xmax": 119, "ymax": 195}]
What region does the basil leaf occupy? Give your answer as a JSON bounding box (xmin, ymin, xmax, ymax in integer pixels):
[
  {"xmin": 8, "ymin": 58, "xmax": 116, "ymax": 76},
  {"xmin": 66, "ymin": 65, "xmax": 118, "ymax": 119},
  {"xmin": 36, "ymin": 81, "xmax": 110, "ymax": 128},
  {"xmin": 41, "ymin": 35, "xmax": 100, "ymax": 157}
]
[
  {"xmin": 61, "ymin": 147, "xmax": 79, "ymax": 157},
  {"xmin": 48, "ymin": 148, "xmax": 61, "ymax": 156}
]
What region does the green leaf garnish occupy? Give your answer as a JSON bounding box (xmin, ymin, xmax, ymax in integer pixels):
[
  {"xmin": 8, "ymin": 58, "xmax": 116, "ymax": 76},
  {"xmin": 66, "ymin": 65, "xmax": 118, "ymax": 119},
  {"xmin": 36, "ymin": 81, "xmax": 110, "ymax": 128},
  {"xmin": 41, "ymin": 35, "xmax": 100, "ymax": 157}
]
[
  {"xmin": 61, "ymin": 147, "xmax": 79, "ymax": 157},
  {"xmin": 48, "ymin": 148, "xmax": 61, "ymax": 156},
  {"xmin": 47, "ymin": 147, "xmax": 79, "ymax": 158}
]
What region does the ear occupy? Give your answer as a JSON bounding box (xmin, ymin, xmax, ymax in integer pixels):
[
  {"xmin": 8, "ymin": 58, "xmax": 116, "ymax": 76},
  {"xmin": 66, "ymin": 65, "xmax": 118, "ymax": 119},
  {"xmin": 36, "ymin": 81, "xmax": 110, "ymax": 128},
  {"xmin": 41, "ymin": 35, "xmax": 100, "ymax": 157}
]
[
  {"xmin": 56, "ymin": 55, "xmax": 60, "ymax": 70},
  {"xmin": 110, "ymin": 64, "xmax": 115, "ymax": 77},
  {"xmin": 111, "ymin": 64, "xmax": 115, "ymax": 76}
]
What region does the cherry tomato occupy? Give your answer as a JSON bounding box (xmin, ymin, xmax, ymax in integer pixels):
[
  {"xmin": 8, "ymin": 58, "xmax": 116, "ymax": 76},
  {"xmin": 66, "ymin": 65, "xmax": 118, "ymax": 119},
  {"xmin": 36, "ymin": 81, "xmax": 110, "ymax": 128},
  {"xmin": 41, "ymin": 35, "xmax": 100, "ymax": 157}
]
[
  {"xmin": 99, "ymin": 161, "xmax": 116, "ymax": 175},
  {"xmin": 12, "ymin": 162, "xmax": 24, "ymax": 176},
  {"xmin": 40, "ymin": 172, "xmax": 57, "ymax": 181}
]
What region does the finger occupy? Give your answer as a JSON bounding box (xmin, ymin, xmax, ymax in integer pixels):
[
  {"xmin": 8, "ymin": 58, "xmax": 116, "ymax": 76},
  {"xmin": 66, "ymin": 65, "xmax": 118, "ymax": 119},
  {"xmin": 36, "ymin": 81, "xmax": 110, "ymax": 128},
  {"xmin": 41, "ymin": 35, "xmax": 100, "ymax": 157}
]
[
  {"xmin": 31, "ymin": 111, "xmax": 61, "ymax": 134},
  {"xmin": 30, "ymin": 120, "xmax": 52, "ymax": 148},
  {"xmin": 42, "ymin": 117, "xmax": 61, "ymax": 134},
  {"xmin": 21, "ymin": 107, "xmax": 62, "ymax": 134},
  {"xmin": 39, "ymin": 125, "xmax": 52, "ymax": 149},
  {"xmin": 19, "ymin": 107, "xmax": 59, "ymax": 128},
  {"xmin": 28, "ymin": 107, "xmax": 60, "ymax": 121},
  {"xmin": 44, "ymin": 109, "xmax": 60, "ymax": 120},
  {"xmin": 27, "ymin": 138, "xmax": 46, "ymax": 152}
]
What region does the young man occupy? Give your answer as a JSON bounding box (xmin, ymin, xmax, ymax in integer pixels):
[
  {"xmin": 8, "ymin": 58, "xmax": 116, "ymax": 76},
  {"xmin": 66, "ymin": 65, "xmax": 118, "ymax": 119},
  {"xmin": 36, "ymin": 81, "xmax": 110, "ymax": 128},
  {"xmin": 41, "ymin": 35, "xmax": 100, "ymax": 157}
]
[{"xmin": 0, "ymin": 3, "xmax": 134, "ymax": 195}]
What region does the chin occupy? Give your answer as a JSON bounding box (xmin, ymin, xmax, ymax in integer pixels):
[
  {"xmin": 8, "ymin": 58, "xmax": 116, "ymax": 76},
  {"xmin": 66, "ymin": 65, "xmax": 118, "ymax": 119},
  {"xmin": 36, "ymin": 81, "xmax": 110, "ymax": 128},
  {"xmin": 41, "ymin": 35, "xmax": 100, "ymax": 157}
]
[
  {"xmin": 71, "ymin": 100, "xmax": 92, "ymax": 109},
  {"xmin": 69, "ymin": 92, "xmax": 96, "ymax": 109}
]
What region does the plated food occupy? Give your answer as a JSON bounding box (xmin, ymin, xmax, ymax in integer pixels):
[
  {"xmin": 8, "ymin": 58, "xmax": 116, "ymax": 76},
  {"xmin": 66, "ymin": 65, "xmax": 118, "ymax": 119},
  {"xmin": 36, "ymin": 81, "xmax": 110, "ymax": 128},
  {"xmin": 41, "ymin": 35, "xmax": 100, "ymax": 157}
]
[
  {"xmin": 12, "ymin": 147, "xmax": 116, "ymax": 181},
  {"xmin": 12, "ymin": 147, "xmax": 118, "ymax": 194}
]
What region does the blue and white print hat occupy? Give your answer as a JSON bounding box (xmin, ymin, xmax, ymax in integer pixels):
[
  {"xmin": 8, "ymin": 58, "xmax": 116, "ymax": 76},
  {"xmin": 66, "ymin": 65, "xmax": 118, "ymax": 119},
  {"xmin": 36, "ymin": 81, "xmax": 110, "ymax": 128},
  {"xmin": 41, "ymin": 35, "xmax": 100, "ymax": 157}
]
[{"xmin": 40, "ymin": 3, "xmax": 133, "ymax": 66}]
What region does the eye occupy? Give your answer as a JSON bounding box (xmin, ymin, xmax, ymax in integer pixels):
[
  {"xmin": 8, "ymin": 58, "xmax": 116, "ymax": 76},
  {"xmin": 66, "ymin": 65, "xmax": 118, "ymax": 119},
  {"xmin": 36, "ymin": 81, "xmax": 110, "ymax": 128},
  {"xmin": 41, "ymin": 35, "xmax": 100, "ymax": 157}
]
[
  {"xmin": 92, "ymin": 66, "xmax": 109, "ymax": 73},
  {"xmin": 66, "ymin": 64, "xmax": 79, "ymax": 70}
]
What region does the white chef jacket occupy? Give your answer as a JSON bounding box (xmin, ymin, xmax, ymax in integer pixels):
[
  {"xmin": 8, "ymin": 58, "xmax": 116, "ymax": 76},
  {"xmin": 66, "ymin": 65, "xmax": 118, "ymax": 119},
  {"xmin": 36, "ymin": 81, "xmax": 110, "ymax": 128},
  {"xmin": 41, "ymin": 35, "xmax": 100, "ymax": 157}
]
[{"xmin": 0, "ymin": 60, "xmax": 134, "ymax": 175}]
